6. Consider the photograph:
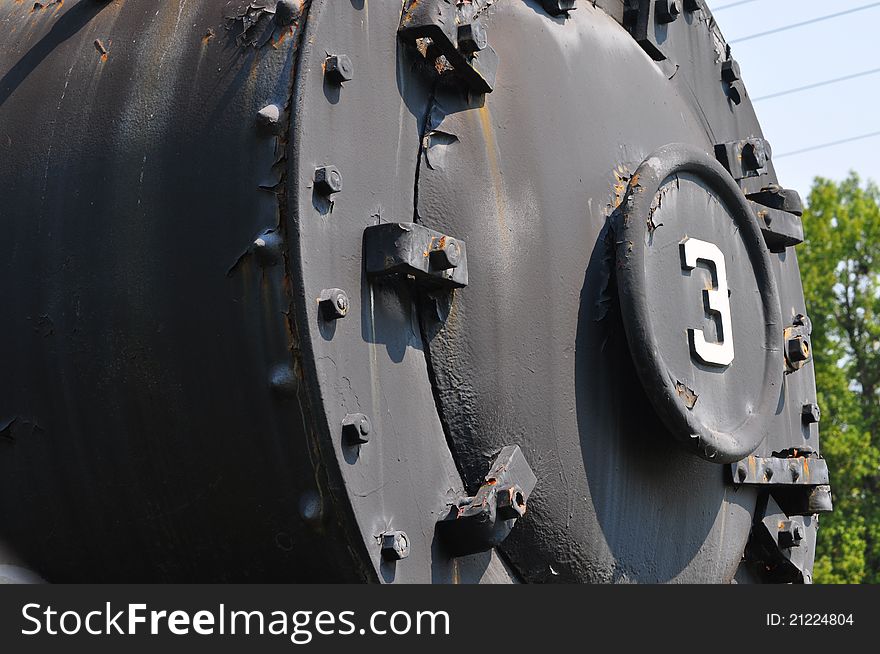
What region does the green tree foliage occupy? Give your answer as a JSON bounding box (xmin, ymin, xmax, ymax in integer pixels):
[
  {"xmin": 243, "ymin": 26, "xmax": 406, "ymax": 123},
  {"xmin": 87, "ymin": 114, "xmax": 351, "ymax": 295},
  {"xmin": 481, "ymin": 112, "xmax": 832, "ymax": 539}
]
[{"xmin": 800, "ymin": 173, "xmax": 880, "ymax": 583}]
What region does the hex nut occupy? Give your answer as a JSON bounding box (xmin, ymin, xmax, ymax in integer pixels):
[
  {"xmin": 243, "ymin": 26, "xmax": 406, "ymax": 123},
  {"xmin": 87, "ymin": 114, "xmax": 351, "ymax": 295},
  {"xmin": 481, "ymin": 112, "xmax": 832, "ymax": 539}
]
[
  {"xmin": 542, "ymin": 0, "xmax": 576, "ymax": 16},
  {"xmin": 496, "ymin": 485, "xmax": 527, "ymax": 520},
  {"xmin": 721, "ymin": 59, "xmax": 741, "ymax": 84},
  {"xmin": 314, "ymin": 166, "xmax": 343, "ymax": 196},
  {"xmin": 786, "ymin": 335, "xmax": 811, "ymax": 365},
  {"xmin": 742, "ymin": 139, "xmax": 771, "ymax": 172},
  {"xmin": 656, "ymin": 0, "xmax": 681, "ymax": 23},
  {"xmin": 802, "ymin": 403, "xmax": 821, "ymax": 425},
  {"xmin": 457, "ymin": 22, "xmax": 488, "ymax": 54},
  {"xmin": 727, "ymin": 79, "xmax": 744, "ymax": 105},
  {"xmin": 325, "ymin": 54, "xmax": 353, "ymax": 85},
  {"xmin": 318, "ymin": 288, "xmax": 349, "ymax": 320},
  {"xmin": 276, "ymin": 0, "xmax": 300, "ymax": 26},
  {"xmin": 381, "ymin": 531, "xmax": 410, "ymax": 561},
  {"xmin": 428, "ymin": 237, "xmax": 462, "ymax": 271},
  {"xmin": 778, "ymin": 520, "xmax": 803, "ymax": 549},
  {"xmin": 342, "ymin": 413, "xmax": 372, "ymax": 445}
]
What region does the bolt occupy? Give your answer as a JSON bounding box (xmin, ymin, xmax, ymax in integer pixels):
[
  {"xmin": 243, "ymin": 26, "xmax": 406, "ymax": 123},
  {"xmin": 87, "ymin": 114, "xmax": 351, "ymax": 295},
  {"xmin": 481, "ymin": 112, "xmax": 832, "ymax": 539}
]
[
  {"xmin": 790, "ymin": 463, "xmax": 800, "ymax": 482},
  {"xmin": 742, "ymin": 139, "xmax": 771, "ymax": 173},
  {"xmin": 736, "ymin": 463, "xmax": 748, "ymax": 483},
  {"xmin": 792, "ymin": 313, "xmax": 812, "ymax": 332},
  {"xmin": 318, "ymin": 288, "xmax": 349, "ymax": 320},
  {"xmin": 276, "ymin": 0, "xmax": 300, "ymax": 26},
  {"xmin": 314, "ymin": 166, "xmax": 342, "ymax": 196},
  {"xmin": 256, "ymin": 104, "xmax": 281, "ymax": 134},
  {"xmin": 496, "ymin": 485, "xmax": 527, "ymax": 520},
  {"xmin": 342, "ymin": 413, "xmax": 372, "ymax": 445},
  {"xmin": 252, "ymin": 230, "xmax": 283, "ymax": 268},
  {"xmin": 802, "ymin": 403, "xmax": 821, "ymax": 425},
  {"xmin": 381, "ymin": 531, "xmax": 410, "ymax": 561},
  {"xmin": 721, "ymin": 59, "xmax": 743, "ymax": 105},
  {"xmin": 778, "ymin": 520, "xmax": 803, "ymax": 549},
  {"xmin": 721, "ymin": 59, "xmax": 741, "ymax": 84},
  {"xmin": 808, "ymin": 485, "xmax": 834, "ymax": 513},
  {"xmin": 458, "ymin": 21, "xmax": 488, "ymax": 54},
  {"xmin": 786, "ymin": 335, "xmax": 811, "ymax": 365},
  {"xmin": 298, "ymin": 490, "xmax": 322, "ymax": 523},
  {"xmin": 541, "ymin": 0, "xmax": 576, "ymax": 16},
  {"xmin": 727, "ymin": 80, "xmax": 744, "ymax": 105},
  {"xmin": 325, "ymin": 54, "xmax": 353, "ymax": 85},
  {"xmin": 656, "ymin": 0, "xmax": 681, "ymax": 23},
  {"xmin": 269, "ymin": 363, "xmax": 297, "ymax": 397},
  {"xmin": 429, "ymin": 237, "xmax": 462, "ymax": 271}
]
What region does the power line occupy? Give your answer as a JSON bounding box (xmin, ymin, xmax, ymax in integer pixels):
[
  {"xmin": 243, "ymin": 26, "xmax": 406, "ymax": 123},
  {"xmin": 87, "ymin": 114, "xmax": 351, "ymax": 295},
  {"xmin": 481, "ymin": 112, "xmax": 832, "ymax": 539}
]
[
  {"xmin": 713, "ymin": 0, "xmax": 759, "ymax": 11},
  {"xmin": 776, "ymin": 131, "xmax": 880, "ymax": 159},
  {"xmin": 730, "ymin": 2, "xmax": 880, "ymax": 43},
  {"xmin": 753, "ymin": 67, "xmax": 880, "ymax": 102}
]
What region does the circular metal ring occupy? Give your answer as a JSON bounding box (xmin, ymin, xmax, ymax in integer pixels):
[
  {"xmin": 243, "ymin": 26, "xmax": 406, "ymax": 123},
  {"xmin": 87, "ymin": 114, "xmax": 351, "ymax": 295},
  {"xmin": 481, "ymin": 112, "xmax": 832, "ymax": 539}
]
[{"xmin": 615, "ymin": 143, "xmax": 782, "ymax": 463}]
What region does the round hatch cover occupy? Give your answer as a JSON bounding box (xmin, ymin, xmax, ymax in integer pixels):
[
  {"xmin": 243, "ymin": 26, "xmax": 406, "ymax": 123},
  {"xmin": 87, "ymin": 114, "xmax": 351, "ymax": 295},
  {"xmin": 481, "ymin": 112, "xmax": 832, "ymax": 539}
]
[{"xmin": 615, "ymin": 144, "xmax": 782, "ymax": 463}]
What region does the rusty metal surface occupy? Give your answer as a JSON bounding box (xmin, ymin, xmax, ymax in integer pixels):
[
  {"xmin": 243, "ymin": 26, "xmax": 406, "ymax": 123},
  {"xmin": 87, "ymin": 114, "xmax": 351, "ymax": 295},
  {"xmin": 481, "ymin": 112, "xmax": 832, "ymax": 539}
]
[
  {"xmin": 0, "ymin": 0, "xmax": 826, "ymax": 583},
  {"xmin": 0, "ymin": 0, "xmax": 364, "ymax": 581},
  {"xmin": 413, "ymin": 1, "xmax": 821, "ymax": 583}
]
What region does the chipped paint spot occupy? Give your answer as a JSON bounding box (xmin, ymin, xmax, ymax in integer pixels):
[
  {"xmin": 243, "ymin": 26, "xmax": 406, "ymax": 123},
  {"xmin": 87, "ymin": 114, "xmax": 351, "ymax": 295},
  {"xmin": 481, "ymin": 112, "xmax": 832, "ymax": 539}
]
[{"xmin": 675, "ymin": 380, "xmax": 698, "ymax": 409}]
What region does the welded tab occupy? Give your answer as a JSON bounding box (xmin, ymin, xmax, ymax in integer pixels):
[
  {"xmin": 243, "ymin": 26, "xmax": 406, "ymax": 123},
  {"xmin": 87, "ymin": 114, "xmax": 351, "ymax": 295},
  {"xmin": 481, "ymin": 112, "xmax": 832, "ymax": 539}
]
[
  {"xmin": 730, "ymin": 454, "xmax": 830, "ymax": 487},
  {"xmin": 364, "ymin": 222, "xmax": 468, "ymax": 289},
  {"xmin": 714, "ymin": 138, "xmax": 772, "ymax": 180},
  {"xmin": 437, "ymin": 445, "xmax": 537, "ymax": 557},
  {"xmin": 485, "ymin": 445, "xmax": 538, "ymax": 497},
  {"xmin": 398, "ymin": 0, "xmax": 498, "ymax": 93},
  {"xmin": 749, "ymin": 201, "xmax": 804, "ymax": 252},
  {"xmin": 748, "ymin": 496, "xmax": 817, "ymax": 583}
]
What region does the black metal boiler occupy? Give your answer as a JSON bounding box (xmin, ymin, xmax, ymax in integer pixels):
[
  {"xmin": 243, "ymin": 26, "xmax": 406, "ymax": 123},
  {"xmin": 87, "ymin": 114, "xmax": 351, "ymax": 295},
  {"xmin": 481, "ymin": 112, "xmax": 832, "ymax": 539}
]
[{"xmin": 0, "ymin": 0, "xmax": 830, "ymax": 583}]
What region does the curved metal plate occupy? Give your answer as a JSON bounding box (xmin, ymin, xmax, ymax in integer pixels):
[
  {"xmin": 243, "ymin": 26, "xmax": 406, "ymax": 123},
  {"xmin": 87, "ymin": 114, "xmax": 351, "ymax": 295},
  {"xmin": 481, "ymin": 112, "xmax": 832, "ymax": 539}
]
[
  {"xmin": 414, "ymin": 1, "xmax": 764, "ymax": 583},
  {"xmin": 287, "ymin": 0, "xmax": 517, "ymax": 583},
  {"xmin": 0, "ymin": 0, "xmax": 361, "ymax": 581}
]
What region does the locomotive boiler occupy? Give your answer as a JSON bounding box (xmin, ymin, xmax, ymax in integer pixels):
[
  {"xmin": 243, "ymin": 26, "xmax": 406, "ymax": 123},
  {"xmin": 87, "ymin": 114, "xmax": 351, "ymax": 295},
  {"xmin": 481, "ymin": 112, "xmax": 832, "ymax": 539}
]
[{"xmin": 0, "ymin": 0, "xmax": 830, "ymax": 583}]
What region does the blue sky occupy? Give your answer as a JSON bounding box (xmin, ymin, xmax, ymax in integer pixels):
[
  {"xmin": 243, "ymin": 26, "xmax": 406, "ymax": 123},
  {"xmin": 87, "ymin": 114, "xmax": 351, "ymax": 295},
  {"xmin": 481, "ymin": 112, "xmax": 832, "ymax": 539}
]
[{"xmin": 705, "ymin": 0, "xmax": 880, "ymax": 198}]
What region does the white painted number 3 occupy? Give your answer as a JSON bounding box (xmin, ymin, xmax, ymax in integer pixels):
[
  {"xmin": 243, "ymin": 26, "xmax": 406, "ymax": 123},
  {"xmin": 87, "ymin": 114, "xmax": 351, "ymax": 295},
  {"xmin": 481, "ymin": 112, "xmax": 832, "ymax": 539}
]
[{"xmin": 680, "ymin": 237, "xmax": 735, "ymax": 367}]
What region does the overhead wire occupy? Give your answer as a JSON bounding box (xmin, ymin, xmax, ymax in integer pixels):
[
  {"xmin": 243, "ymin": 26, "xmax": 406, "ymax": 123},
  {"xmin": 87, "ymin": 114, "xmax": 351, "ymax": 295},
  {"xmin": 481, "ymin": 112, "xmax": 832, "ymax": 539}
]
[
  {"xmin": 730, "ymin": 2, "xmax": 880, "ymax": 43},
  {"xmin": 713, "ymin": 0, "xmax": 759, "ymax": 12},
  {"xmin": 752, "ymin": 67, "xmax": 880, "ymax": 101},
  {"xmin": 775, "ymin": 131, "xmax": 880, "ymax": 158}
]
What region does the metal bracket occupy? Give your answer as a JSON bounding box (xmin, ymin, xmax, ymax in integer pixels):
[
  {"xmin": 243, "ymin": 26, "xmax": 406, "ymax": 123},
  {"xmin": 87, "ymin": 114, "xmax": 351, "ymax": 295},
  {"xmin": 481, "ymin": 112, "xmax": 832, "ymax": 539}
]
[
  {"xmin": 730, "ymin": 453, "xmax": 829, "ymax": 487},
  {"xmin": 437, "ymin": 445, "xmax": 537, "ymax": 557},
  {"xmin": 625, "ymin": 0, "xmax": 700, "ymax": 62},
  {"xmin": 747, "ymin": 185, "xmax": 804, "ymax": 215},
  {"xmin": 398, "ymin": 0, "xmax": 498, "ymax": 94},
  {"xmin": 748, "ymin": 495, "xmax": 815, "ymax": 583},
  {"xmin": 749, "ymin": 201, "xmax": 804, "ymax": 252},
  {"xmin": 364, "ymin": 222, "xmax": 468, "ymax": 290},
  {"xmin": 731, "ymin": 450, "xmax": 833, "ymax": 517},
  {"xmin": 714, "ymin": 137, "xmax": 772, "ymax": 181},
  {"xmin": 783, "ymin": 314, "xmax": 812, "ymax": 372}
]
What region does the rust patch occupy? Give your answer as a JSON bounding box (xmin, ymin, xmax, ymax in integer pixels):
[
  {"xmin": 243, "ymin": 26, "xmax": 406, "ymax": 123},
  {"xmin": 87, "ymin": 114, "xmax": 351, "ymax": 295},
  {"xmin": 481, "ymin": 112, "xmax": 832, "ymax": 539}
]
[
  {"xmin": 201, "ymin": 28, "xmax": 215, "ymax": 45},
  {"xmin": 674, "ymin": 381, "xmax": 698, "ymax": 409},
  {"xmin": 94, "ymin": 39, "xmax": 109, "ymax": 62},
  {"xmin": 272, "ymin": 25, "xmax": 294, "ymax": 49},
  {"xmin": 30, "ymin": 0, "xmax": 62, "ymax": 13}
]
